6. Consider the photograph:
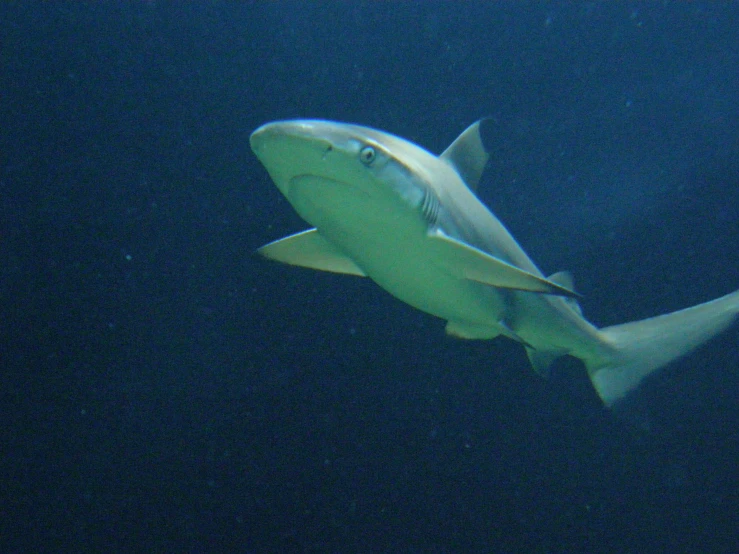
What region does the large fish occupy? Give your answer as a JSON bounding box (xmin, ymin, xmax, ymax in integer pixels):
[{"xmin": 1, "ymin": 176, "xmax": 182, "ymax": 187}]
[{"xmin": 252, "ymin": 119, "xmax": 739, "ymax": 407}]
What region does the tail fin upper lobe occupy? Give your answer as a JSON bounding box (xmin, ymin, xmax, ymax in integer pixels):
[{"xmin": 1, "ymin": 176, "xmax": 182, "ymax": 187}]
[{"xmin": 583, "ymin": 289, "xmax": 739, "ymax": 407}]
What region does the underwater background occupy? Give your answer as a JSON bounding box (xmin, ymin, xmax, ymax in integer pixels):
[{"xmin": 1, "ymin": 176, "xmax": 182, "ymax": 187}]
[{"xmin": 1, "ymin": 2, "xmax": 738, "ymax": 552}]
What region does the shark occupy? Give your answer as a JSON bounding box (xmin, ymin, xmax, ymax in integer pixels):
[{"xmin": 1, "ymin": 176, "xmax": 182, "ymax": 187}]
[{"xmin": 251, "ymin": 118, "xmax": 739, "ymax": 408}]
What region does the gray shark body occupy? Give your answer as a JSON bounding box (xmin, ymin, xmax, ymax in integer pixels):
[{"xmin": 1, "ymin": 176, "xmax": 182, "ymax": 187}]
[{"xmin": 252, "ymin": 119, "xmax": 739, "ymax": 407}]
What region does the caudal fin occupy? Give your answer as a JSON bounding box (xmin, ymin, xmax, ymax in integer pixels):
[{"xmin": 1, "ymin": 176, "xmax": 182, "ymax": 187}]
[{"xmin": 584, "ymin": 289, "xmax": 739, "ymax": 407}]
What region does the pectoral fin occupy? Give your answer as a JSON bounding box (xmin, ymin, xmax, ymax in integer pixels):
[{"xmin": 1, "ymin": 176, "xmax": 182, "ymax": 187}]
[
  {"xmin": 427, "ymin": 229, "xmax": 580, "ymax": 297},
  {"xmin": 258, "ymin": 228, "xmax": 366, "ymax": 276}
]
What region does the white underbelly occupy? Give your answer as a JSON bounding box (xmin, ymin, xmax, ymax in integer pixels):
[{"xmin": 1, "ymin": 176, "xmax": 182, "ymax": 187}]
[
  {"xmin": 328, "ymin": 224, "xmax": 507, "ymax": 326},
  {"xmin": 288, "ymin": 176, "xmax": 507, "ymax": 326}
]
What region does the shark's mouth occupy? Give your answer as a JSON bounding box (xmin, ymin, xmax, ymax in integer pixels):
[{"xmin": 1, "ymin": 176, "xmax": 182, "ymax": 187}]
[{"xmin": 289, "ymin": 174, "xmax": 370, "ymax": 204}]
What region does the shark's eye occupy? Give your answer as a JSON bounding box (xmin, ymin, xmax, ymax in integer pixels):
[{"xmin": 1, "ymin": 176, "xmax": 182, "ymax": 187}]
[{"xmin": 359, "ymin": 146, "xmax": 376, "ymax": 165}]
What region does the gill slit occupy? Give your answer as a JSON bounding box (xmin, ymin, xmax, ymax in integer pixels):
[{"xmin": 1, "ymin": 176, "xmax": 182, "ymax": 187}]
[{"xmin": 421, "ymin": 187, "xmax": 440, "ymax": 226}]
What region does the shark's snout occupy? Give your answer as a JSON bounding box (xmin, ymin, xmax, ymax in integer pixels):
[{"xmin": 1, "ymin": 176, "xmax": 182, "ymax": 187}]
[
  {"xmin": 250, "ymin": 121, "xmax": 337, "ymax": 166},
  {"xmin": 251, "ymin": 120, "xmax": 330, "ymax": 150},
  {"xmin": 249, "ymin": 121, "xmax": 294, "ymax": 155},
  {"xmin": 251, "ymin": 120, "xmax": 352, "ymax": 204}
]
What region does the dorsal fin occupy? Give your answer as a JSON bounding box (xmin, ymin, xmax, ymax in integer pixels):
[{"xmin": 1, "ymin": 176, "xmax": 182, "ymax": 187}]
[
  {"xmin": 440, "ymin": 119, "xmax": 495, "ymax": 192},
  {"xmin": 548, "ymin": 271, "xmax": 583, "ymax": 315},
  {"xmin": 548, "ymin": 271, "xmax": 574, "ymax": 290}
]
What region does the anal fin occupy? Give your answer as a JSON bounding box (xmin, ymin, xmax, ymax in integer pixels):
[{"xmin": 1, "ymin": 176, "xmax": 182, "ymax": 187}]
[{"xmin": 525, "ymin": 347, "xmax": 563, "ymax": 378}]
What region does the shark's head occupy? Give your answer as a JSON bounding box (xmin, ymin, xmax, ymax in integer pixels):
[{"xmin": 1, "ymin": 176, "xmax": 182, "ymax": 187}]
[{"xmin": 250, "ymin": 120, "xmax": 443, "ymax": 232}]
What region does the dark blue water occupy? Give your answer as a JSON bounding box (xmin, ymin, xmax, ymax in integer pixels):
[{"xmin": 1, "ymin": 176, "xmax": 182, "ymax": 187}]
[{"xmin": 2, "ymin": 2, "xmax": 737, "ymax": 552}]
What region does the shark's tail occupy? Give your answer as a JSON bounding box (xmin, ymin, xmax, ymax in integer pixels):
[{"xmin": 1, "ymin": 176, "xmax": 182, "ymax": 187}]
[{"xmin": 583, "ymin": 289, "xmax": 739, "ymax": 407}]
